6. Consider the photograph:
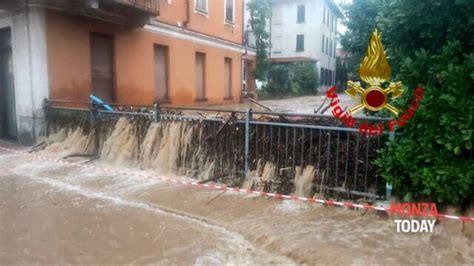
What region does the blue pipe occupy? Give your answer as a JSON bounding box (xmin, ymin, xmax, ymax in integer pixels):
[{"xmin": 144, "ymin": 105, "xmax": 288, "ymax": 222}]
[{"xmin": 89, "ymin": 95, "xmax": 113, "ymax": 111}]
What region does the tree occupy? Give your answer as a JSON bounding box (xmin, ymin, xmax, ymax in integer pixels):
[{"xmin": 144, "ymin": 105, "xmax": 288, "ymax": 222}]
[
  {"xmin": 290, "ymin": 62, "xmax": 319, "ymax": 94},
  {"xmin": 264, "ymin": 64, "xmax": 291, "ymax": 95},
  {"xmin": 342, "ymin": 0, "xmax": 474, "ymax": 205},
  {"xmin": 246, "ymin": 0, "xmax": 271, "ymax": 81},
  {"xmin": 340, "ymin": 0, "xmax": 386, "ymax": 76}
]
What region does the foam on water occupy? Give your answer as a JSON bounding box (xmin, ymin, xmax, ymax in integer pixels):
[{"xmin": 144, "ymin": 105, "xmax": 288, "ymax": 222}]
[{"xmin": 29, "ymin": 175, "xmax": 295, "ymax": 265}]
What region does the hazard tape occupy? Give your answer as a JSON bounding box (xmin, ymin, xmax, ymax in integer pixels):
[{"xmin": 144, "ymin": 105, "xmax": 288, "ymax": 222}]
[{"xmin": 1, "ymin": 146, "xmax": 473, "ymax": 222}]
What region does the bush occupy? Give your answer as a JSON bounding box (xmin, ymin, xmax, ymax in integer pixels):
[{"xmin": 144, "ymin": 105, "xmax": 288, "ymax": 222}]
[
  {"xmin": 343, "ymin": 0, "xmax": 474, "ymax": 205},
  {"xmin": 262, "ymin": 62, "xmax": 319, "ymax": 95},
  {"xmin": 290, "ymin": 62, "xmax": 319, "ymax": 94},
  {"xmin": 374, "ymin": 42, "xmax": 474, "ymax": 205},
  {"xmin": 262, "ymin": 64, "xmax": 291, "ymax": 94}
]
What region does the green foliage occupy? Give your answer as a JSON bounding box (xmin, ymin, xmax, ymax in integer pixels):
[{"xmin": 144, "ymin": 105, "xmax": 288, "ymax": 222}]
[
  {"xmin": 343, "ymin": 0, "xmax": 474, "ymax": 205},
  {"xmin": 290, "ymin": 62, "xmax": 319, "ymax": 94},
  {"xmin": 376, "ymin": 43, "xmax": 474, "ymax": 204},
  {"xmin": 340, "ymin": 0, "xmax": 387, "ymax": 76},
  {"xmin": 246, "ymin": 0, "xmax": 271, "ymax": 81},
  {"xmin": 264, "ymin": 64, "xmax": 291, "ymax": 94},
  {"xmin": 262, "ymin": 62, "xmax": 319, "ymax": 95}
]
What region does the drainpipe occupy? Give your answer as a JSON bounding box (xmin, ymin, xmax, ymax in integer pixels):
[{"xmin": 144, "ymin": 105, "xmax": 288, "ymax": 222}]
[
  {"xmin": 241, "ymin": 31, "xmax": 248, "ymax": 100},
  {"xmin": 241, "ymin": 1, "xmax": 248, "ymax": 100},
  {"xmin": 183, "ymin": 0, "xmax": 190, "ymax": 27}
]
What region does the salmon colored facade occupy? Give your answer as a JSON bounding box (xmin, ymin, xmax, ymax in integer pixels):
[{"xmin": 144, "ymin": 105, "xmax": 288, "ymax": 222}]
[{"xmin": 45, "ymin": 0, "xmax": 255, "ymax": 106}]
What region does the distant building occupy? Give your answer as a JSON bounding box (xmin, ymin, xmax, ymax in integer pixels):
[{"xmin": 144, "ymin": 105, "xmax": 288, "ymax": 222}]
[
  {"xmin": 0, "ymin": 0, "xmax": 256, "ymax": 144},
  {"xmin": 336, "ymin": 48, "xmax": 350, "ymax": 90},
  {"xmin": 268, "ymin": 0, "xmax": 342, "ymax": 89}
]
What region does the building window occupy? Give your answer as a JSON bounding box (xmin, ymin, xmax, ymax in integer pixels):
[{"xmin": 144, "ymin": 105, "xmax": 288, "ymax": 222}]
[
  {"xmin": 330, "ymin": 40, "xmax": 333, "ymax": 56},
  {"xmin": 325, "ymin": 68, "xmax": 328, "ymax": 85},
  {"xmin": 326, "ymin": 38, "xmax": 329, "ymax": 55},
  {"xmin": 225, "ymin": 0, "xmax": 234, "ymax": 23},
  {"xmin": 297, "ymin": 5, "xmax": 305, "ymax": 23},
  {"xmin": 320, "ymin": 68, "xmax": 324, "ymax": 85},
  {"xmin": 322, "ymin": 35, "xmax": 325, "ymax": 53},
  {"xmin": 153, "ymin": 44, "xmax": 169, "ymax": 101},
  {"xmin": 296, "ymin": 34, "xmax": 304, "ymax": 52},
  {"xmin": 195, "ymin": 52, "xmax": 206, "ymax": 100},
  {"xmin": 195, "ymin": 0, "xmax": 207, "ymax": 14},
  {"xmin": 327, "ymin": 9, "xmax": 330, "ymax": 25},
  {"xmin": 224, "ymin": 58, "xmax": 232, "ymax": 99},
  {"xmin": 323, "ymin": 6, "xmax": 326, "ymax": 23}
]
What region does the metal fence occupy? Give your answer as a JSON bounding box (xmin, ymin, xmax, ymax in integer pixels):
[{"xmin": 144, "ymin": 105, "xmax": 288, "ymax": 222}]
[{"xmin": 44, "ymin": 99, "xmax": 394, "ymax": 200}]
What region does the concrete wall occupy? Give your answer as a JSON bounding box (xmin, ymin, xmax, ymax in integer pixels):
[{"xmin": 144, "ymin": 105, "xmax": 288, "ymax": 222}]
[
  {"xmin": 47, "ymin": 10, "xmax": 253, "ymax": 106},
  {"xmin": 0, "ymin": 8, "xmax": 49, "ymax": 145}
]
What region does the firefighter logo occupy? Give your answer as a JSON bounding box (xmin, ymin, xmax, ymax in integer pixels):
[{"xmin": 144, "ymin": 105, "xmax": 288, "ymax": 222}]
[{"xmin": 345, "ymin": 29, "xmax": 404, "ymax": 115}]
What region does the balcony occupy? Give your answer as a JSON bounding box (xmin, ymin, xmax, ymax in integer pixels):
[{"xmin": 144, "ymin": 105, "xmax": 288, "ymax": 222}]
[
  {"xmin": 99, "ymin": 0, "xmax": 160, "ymax": 17},
  {"xmin": 0, "ymin": 0, "xmax": 159, "ymax": 27}
]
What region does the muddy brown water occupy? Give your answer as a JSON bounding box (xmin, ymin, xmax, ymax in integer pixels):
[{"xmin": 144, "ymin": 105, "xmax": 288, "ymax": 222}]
[{"xmin": 1, "ymin": 145, "xmax": 474, "ymax": 264}]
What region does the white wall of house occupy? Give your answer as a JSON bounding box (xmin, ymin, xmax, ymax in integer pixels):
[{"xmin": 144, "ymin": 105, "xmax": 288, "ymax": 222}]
[
  {"xmin": 0, "ymin": 8, "xmax": 49, "ymax": 144},
  {"xmin": 269, "ymin": 0, "xmax": 340, "ymax": 84}
]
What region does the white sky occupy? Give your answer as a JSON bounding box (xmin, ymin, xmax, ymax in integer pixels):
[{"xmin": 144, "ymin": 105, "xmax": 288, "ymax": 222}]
[{"xmin": 335, "ymin": 0, "xmax": 351, "ymax": 35}]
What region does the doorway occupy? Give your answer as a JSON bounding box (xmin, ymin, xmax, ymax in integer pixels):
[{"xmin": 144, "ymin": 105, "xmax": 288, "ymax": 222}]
[
  {"xmin": 90, "ymin": 33, "xmax": 115, "ymax": 102},
  {"xmin": 0, "ymin": 28, "xmax": 17, "ymax": 140}
]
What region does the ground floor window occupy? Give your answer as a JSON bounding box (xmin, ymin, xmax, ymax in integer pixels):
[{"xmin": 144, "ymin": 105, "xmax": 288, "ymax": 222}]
[
  {"xmin": 224, "ymin": 58, "xmax": 232, "ymax": 99},
  {"xmin": 195, "ymin": 52, "xmax": 206, "ymax": 100},
  {"xmin": 153, "ymin": 44, "xmax": 169, "ymax": 102}
]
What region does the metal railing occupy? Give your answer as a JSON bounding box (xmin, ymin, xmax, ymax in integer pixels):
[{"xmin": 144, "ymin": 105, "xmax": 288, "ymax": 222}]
[
  {"xmin": 44, "ymin": 99, "xmax": 393, "ymax": 199},
  {"xmin": 123, "ymin": 0, "xmax": 159, "ymax": 13}
]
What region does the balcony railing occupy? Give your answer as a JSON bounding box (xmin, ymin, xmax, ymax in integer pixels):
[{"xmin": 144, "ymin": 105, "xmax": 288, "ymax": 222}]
[
  {"xmin": 110, "ymin": 0, "xmax": 159, "ymax": 15},
  {"xmin": 0, "ymin": 0, "xmax": 159, "ymax": 26},
  {"xmin": 125, "ymin": 0, "xmax": 159, "ymax": 13}
]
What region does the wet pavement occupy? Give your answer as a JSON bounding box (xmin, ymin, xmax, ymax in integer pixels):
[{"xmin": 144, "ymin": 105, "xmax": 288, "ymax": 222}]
[{"xmin": 1, "ymin": 142, "xmax": 474, "ymax": 264}]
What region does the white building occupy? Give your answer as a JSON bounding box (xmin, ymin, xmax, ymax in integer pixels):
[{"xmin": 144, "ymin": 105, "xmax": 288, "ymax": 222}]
[
  {"xmin": 0, "ymin": 8, "xmax": 49, "ymax": 144},
  {"xmin": 269, "ymin": 0, "xmax": 342, "ymax": 88}
]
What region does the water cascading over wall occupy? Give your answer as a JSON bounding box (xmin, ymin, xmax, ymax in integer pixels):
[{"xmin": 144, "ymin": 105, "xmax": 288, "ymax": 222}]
[
  {"xmin": 44, "ymin": 109, "xmax": 246, "ymax": 187},
  {"xmin": 42, "ymin": 106, "xmax": 386, "ymax": 199}
]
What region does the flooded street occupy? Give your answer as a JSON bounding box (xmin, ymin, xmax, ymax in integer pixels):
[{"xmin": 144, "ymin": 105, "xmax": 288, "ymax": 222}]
[
  {"xmin": 1, "ymin": 143, "xmax": 474, "ymax": 264},
  {"xmin": 260, "ymin": 93, "xmax": 354, "ymax": 114}
]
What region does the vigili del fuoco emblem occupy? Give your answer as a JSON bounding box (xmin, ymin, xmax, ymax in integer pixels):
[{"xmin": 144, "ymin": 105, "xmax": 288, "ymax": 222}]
[
  {"xmin": 327, "ymin": 29, "xmax": 424, "ymax": 136},
  {"xmin": 346, "ymin": 28, "xmax": 403, "ymax": 115}
]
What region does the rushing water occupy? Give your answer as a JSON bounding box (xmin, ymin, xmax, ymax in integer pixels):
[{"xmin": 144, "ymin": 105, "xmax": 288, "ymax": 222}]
[
  {"xmin": 42, "ymin": 116, "xmax": 322, "ymax": 196},
  {"xmin": 1, "ymin": 145, "xmax": 474, "ymax": 264}
]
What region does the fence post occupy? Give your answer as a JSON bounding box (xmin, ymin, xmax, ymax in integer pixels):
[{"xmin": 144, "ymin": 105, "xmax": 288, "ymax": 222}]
[
  {"xmin": 154, "ymin": 103, "xmax": 160, "ymax": 122},
  {"xmin": 43, "ymin": 98, "xmax": 50, "ymax": 137},
  {"xmin": 386, "ymin": 129, "xmax": 396, "ymax": 200},
  {"xmin": 89, "ymin": 100, "xmax": 100, "ymax": 153},
  {"xmin": 244, "ymin": 108, "xmax": 252, "ymax": 178},
  {"xmin": 89, "ymin": 100, "xmax": 97, "ymax": 127}
]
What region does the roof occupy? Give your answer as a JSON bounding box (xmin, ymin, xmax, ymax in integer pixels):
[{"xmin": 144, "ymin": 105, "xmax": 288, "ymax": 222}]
[{"xmin": 325, "ymin": 0, "xmax": 344, "ymax": 18}]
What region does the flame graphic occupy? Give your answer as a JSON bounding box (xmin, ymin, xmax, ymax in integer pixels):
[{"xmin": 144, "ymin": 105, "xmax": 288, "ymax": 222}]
[{"xmin": 359, "ymin": 29, "xmax": 391, "ymax": 84}]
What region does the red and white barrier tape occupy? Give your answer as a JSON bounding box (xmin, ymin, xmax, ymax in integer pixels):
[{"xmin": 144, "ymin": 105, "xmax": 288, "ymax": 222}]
[{"xmin": 1, "ymin": 146, "xmax": 473, "ymax": 222}]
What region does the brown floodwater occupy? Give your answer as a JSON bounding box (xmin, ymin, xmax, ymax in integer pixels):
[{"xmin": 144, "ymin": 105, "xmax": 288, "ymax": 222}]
[{"xmin": 1, "ymin": 144, "xmax": 473, "ymax": 264}]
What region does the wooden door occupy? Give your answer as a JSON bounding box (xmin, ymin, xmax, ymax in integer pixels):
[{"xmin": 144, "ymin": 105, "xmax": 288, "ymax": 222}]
[{"xmin": 90, "ymin": 33, "xmax": 114, "ymax": 102}]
